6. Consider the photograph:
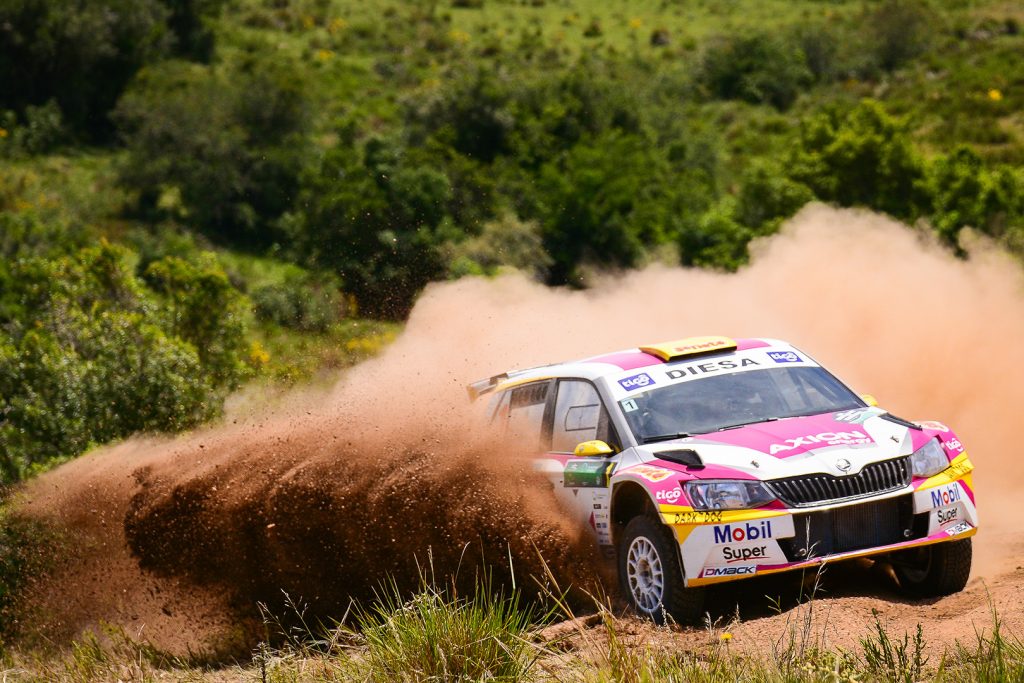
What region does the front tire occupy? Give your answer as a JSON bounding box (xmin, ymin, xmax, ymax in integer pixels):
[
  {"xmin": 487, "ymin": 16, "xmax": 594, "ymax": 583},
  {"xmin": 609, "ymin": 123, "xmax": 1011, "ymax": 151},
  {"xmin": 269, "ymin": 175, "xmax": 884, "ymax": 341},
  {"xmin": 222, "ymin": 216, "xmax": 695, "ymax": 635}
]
[
  {"xmin": 893, "ymin": 538, "xmax": 972, "ymax": 597},
  {"xmin": 617, "ymin": 516, "xmax": 705, "ymax": 625}
]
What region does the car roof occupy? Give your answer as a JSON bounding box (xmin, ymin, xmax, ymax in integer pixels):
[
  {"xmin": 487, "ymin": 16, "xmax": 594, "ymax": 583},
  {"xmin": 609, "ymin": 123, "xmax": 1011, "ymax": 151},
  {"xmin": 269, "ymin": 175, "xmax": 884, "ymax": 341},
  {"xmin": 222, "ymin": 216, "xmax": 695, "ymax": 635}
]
[{"xmin": 468, "ymin": 336, "xmax": 798, "ymax": 398}]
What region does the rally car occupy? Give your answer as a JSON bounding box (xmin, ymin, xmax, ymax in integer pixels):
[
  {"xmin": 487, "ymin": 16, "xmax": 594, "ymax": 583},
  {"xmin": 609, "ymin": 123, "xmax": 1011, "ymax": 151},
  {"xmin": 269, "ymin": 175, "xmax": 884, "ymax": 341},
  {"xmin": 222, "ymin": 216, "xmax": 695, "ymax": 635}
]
[{"xmin": 469, "ymin": 336, "xmax": 977, "ymax": 623}]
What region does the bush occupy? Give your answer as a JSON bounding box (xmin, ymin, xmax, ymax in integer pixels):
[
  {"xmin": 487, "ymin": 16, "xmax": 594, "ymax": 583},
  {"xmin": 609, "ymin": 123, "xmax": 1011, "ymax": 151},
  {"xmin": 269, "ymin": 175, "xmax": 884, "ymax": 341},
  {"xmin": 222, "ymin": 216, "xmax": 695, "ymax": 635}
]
[
  {"xmin": 861, "ymin": 0, "xmax": 936, "ymax": 74},
  {"xmin": 678, "ymin": 200, "xmax": 753, "ymax": 271},
  {"xmin": 735, "ymin": 160, "xmax": 815, "ymax": 230},
  {"xmin": 926, "ymin": 146, "xmax": 1024, "ymax": 247},
  {"xmin": 698, "ymin": 33, "xmax": 812, "ymax": 110},
  {"xmin": 536, "ymin": 131, "xmax": 678, "ymax": 284},
  {"xmin": 0, "ymin": 243, "xmax": 248, "ymax": 481},
  {"xmin": 445, "ymin": 212, "xmax": 552, "ymax": 280},
  {"xmin": 789, "ymin": 100, "xmax": 927, "ymax": 220},
  {"xmin": 288, "ymin": 137, "xmax": 454, "ymax": 318},
  {"xmin": 115, "ymin": 56, "xmax": 310, "ymax": 249},
  {"xmin": 251, "ymin": 273, "xmax": 345, "ymax": 332}
]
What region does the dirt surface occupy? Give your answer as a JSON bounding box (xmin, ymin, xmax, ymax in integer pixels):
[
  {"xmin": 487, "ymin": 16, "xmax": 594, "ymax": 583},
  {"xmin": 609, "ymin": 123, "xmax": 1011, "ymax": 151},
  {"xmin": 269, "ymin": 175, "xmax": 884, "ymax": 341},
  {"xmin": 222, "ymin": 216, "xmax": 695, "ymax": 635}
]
[{"xmin": 11, "ymin": 205, "xmax": 1024, "ymax": 657}]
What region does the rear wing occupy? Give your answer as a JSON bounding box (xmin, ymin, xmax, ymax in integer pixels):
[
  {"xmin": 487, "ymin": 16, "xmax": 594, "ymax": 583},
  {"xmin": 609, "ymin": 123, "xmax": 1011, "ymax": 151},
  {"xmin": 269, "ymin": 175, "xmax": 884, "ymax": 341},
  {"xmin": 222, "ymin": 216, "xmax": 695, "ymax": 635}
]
[
  {"xmin": 467, "ymin": 373, "xmax": 509, "ymax": 401},
  {"xmin": 466, "ymin": 363, "xmax": 554, "ymax": 401}
]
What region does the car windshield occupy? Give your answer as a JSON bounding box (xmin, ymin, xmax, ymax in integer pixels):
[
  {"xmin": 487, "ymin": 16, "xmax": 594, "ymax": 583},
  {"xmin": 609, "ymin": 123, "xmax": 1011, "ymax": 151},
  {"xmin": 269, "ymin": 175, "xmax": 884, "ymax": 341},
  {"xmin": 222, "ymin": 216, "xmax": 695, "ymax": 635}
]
[{"xmin": 619, "ymin": 367, "xmax": 863, "ymax": 443}]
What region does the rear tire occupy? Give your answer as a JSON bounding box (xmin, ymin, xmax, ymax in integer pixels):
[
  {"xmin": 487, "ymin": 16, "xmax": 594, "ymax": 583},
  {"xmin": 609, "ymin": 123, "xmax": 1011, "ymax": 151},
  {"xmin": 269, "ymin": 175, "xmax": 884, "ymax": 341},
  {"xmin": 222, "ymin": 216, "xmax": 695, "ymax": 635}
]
[
  {"xmin": 617, "ymin": 516, "xmax": 705, "ymax": 625},
  {"xmin": 893, "ymin": 538, "xmax": 972, "ymax": 597}
]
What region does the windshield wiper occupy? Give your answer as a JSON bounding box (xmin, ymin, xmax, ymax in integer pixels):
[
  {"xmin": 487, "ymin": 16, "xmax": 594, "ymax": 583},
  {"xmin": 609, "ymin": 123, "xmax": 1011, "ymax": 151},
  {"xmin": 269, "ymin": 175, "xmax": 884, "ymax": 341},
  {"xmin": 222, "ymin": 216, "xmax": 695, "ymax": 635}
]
[
  {"xmin": 642, "ymin": 431, "xmax": 693, "ymax": 444},
  {"xmin": 716, "ymin": 416, "xmax": 782, "ymax": 431}
]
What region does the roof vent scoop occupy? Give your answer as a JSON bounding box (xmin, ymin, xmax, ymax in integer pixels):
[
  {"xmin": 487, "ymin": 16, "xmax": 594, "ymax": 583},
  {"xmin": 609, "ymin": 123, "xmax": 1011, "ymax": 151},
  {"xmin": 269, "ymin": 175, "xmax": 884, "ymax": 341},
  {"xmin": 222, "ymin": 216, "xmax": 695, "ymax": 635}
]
[{"xmin": 656, "ymin": 449, "xmax": 704, "ymax": 469}]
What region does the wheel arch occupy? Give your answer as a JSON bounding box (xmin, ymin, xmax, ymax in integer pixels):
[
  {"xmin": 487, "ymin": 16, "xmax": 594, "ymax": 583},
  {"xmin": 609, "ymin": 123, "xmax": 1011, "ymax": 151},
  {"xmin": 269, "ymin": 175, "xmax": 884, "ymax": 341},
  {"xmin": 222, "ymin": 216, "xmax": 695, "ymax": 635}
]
[{"xmin": 610, "ymin": 480, "xmax": 658, "ymax": 547}]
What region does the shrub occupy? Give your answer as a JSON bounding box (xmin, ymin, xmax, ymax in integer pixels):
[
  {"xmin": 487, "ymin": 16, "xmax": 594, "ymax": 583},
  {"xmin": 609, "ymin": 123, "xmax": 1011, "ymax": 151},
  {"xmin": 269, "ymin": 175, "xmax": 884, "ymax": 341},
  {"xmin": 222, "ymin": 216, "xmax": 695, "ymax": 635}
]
[
  {"xmin": 0, "ymin": 243, "xmax": 247, "ymax": 480},
  {"xmin": 537, "ymin": 131, "xmax": 677, "ymax": 284},
  {"xmin": 251, "ymin": 273, "xmax": 344, "ymax": 332},
  {"xmin": 115, "ymin": 56, "xmax": 310, "ymax": 249},
  {"xmin": 698, "ymin": 33, "xmax": 812, "ymax": 110},
  {"xmin": 789, "ymin": 100, "xmax": 927, "ymax": 220},
  {"xmin": 926, "ymin": 146, "xmax": 1024, "ymax": 247},
  {"xmin": 860, "ymin": 0, "xmax": 936, "ymax": 74},
  {"xmin": 288, "ymin": 137, "xmax": 454, "ymax": 318},
  {"xmin": 735, "ymin": 160, "xmax": 815, "ymax": 230}
]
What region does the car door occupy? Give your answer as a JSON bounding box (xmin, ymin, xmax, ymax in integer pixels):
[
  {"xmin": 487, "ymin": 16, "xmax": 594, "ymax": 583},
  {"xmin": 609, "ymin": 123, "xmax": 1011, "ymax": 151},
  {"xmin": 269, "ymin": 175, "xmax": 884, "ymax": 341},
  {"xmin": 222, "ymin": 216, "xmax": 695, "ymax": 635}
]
[{"xmin": 545, "ymin": 379, "xmax": 620, "ymax": 547}]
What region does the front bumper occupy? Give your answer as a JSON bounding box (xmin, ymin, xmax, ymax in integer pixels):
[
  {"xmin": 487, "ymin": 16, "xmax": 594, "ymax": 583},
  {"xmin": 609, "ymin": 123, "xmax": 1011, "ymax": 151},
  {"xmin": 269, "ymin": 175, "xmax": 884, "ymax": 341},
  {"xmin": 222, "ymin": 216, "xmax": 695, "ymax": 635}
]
[{"xmin": 661, "ymin": 455, "xmax": 978, "ymax": 587}]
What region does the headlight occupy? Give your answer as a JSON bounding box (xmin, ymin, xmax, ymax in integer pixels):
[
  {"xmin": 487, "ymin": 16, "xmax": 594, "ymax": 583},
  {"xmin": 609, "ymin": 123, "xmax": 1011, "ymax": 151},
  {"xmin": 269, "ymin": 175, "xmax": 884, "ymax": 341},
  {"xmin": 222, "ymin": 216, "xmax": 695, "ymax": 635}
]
[
  {"xmin": 685, "ymin": 480, "xmax": 777, "ymax": 510},
  {"xmin": 911, "ymin": 438, "xmax": 949, "ymax": 478}
]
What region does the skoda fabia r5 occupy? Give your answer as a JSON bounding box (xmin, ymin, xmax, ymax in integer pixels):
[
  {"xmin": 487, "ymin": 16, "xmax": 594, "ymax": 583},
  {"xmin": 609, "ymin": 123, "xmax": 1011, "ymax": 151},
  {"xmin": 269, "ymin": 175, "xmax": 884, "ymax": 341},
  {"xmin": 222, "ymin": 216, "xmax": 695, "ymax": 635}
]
[{"xmin": 470, "ymin": 336, "xmax": 977, "ymax": 623}]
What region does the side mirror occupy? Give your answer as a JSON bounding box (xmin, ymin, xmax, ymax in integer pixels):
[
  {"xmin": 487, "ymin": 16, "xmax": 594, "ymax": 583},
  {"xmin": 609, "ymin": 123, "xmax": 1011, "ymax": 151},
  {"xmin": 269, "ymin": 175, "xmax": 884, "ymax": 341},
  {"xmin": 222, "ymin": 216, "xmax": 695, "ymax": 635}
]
[
  {"xmin": 860, "ymin": 394, "xmax": 879, "ymax": 407},
  {"xmin": 574, "ymin": 440, "xmax": 615, "ymax": 457}
]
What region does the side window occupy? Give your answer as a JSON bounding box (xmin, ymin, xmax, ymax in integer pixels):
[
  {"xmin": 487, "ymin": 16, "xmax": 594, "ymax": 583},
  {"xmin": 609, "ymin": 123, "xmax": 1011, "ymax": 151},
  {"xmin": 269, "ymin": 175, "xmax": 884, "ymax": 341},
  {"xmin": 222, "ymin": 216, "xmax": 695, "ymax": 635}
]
[
  {"xmin": 551, "ymin": 380, "xmax": 617, "ymax": 453},
  {"xmin": 500, "ymin": 381, "xmax": 551, "ymax": 449}
]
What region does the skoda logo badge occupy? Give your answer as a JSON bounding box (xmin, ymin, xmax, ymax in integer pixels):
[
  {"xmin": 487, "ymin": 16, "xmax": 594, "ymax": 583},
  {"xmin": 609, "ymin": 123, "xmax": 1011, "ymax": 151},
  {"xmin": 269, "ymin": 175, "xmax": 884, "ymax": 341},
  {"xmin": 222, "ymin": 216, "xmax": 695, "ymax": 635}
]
[{"xmin": 836, "ymin": 458, "xmax": 852, "ymax": 473}]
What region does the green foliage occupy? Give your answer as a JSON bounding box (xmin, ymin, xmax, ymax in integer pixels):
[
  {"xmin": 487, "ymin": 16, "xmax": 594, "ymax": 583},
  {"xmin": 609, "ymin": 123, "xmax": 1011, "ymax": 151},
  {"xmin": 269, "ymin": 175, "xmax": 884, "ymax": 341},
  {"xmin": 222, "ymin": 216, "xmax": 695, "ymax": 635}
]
[
  {"xmin": 678, "ymin": 200, "xmax": 754, "ymax": 270},
  {"xmin": 289, "ymin": 137, "xmax": 454, "ymax": 318},
  {"xmin": 0, "ymin": 242, "xmax": 248, "ymax": 481},
  {"xmin": 861, "ymin": 0, "xmax": 937, "ymax": 73},
  {"xmin": 735, "ymin": 160, "xmax": 815, "ymax": 230},
  {"xmin": 790, "ymin": 99, "xmax": 927, "ymax": 220},
  {"xmin": 446, "ymin": 212, "xmax": 553, "ymax": 280},
  {"xmin": 926, "ymin": 146, "xmax": 1024, "ymax": 247},
  {"xmin": 114, "ymin": 55, "xmax": 310, "ymax": 248},
  {"xmin": 0, "ymin": 0, "xmax": 171, "ymax": 138},
  {"xmin": 251, "ymin": 273, "xmax": 344, "ymax": 333},
  {"xmin": 698, "ymin": 33, "xmax": 813, "ymax": 109},
  {"xmin": 537, "ymin": 131, "xmax": 681, "ymax": 283}
]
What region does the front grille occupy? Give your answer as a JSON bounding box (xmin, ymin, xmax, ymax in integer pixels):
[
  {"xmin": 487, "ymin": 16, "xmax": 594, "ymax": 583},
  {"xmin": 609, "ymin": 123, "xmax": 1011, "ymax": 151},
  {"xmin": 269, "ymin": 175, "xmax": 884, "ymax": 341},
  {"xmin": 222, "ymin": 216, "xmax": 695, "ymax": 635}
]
[
  {"xmin": 778, "ymin": 495, "xmax": 917, "ymax": 561},
  {"xmin": 766, "ymin": 456, "xmax": 911, "ymax": 507}
]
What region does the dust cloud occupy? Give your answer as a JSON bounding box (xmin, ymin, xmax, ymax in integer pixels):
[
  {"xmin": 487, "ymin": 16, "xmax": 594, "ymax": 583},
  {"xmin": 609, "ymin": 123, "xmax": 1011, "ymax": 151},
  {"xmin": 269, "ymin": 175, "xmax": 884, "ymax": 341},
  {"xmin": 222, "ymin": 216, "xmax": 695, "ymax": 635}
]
[{"xmin": 16, "ymin": 203, "xmax": 1024, "ymax": 654}]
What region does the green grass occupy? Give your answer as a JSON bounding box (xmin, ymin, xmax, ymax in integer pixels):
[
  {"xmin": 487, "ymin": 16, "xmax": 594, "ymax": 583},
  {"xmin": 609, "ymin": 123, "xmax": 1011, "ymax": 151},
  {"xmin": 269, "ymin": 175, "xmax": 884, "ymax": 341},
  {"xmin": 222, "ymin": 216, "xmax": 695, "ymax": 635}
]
[{"xmin": 6, "ymin": 581, "xmax": 1023, "ymax": 682}]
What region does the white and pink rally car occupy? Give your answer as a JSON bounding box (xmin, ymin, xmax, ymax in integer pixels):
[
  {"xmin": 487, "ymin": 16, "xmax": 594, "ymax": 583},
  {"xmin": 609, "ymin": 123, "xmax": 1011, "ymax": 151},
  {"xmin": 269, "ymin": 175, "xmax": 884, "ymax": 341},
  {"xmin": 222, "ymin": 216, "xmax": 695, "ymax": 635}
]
[{"xmin": 470, "ymin": 336, "xmax": 977, "ymax": 623}]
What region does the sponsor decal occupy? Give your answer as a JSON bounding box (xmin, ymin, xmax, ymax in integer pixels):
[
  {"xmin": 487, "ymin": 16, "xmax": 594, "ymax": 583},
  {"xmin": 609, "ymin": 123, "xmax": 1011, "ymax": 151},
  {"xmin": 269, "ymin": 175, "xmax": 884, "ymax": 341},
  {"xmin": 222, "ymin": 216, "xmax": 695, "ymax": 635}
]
[
  {"xmin": 619, "ymin": 372, "xmax": 655, "ymax": 391},
  {"xmin": 943, "ymin": 438, "xmax": 964, "ymax": 454},
  {"xmin": 834, "ymin": 408, "xmax": 876, "ymax": 424},
  {"xmin": 916, "ymin": 420, "xmax": 950, "ymax": 433},
  {"xmin": 564, "ymin": 460, "xmax": 615, "ymax": 488},
  {"xmin": 667, "ymin": 358, "xmax": 759, "ymax": 380},
  {"xmin": 946, "ymin": 459, "xmax": 972, "ymax": 478},
  {"xmin": 625, "ymin": 464, "xmax": 674, "ymax": 483},
  {"xmin": 702, "ymin": 565, "xmax": 756, "ymax": 578},
  {"xmin": 930, "ymin": 484, "xmax": 962, "ymax": 508},
  {"xmin": 671, "ymin": 510, "xmax": 724, "ymax": 525},
  {"xmin": 767, "ymin": 351, "xmax": 802, "ymax": 363},
  {"xmin": 944, "ymin": 521, "xmax": 971, "ymax": 536},
  {"xmin": 671, "ymin": 339, "xmax": 732, "ymax": 354},
  {"xmin": 713, "ymin": 520, "xmax": 774, "ymax": 544},
  {"xmin": 655, "ymin": 488, "xmax": 682, "ymax": 504},
  {"xmin": 722, "ymin": 545, "xmax": 767, "ymax": 563},
  {"xmin": 937, "ymin": 507, "xmax": 959, "ymax": 525},
  {"xmin": 769, "ymin": 430, "xmax": 872, "ymax": 455}
]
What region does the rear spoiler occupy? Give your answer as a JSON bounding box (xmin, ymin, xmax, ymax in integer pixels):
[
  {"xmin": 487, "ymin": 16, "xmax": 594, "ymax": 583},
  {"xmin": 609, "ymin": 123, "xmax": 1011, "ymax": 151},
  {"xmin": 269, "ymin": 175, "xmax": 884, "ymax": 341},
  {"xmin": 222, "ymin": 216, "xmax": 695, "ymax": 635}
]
[
  {"xmin": 467, "ymin": 373, "xmax": 509, "ymax": 401},
  {"xmin": 467, "ymin": 364, "xmax": 553, "ymax": 400}
]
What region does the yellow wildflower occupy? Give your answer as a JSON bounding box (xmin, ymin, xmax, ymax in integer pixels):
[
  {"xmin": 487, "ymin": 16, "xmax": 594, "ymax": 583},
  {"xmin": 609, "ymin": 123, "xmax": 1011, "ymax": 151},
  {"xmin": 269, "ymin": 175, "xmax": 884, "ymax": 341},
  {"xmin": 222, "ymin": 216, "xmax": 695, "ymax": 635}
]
[
  {"xmin": 720, "ymin": 632, "xmax": 733, "ymax": 641},
  {"xmin": 449, "ymin": 29, "xmax": 470, "ymax": 45},
  {"xmin": 628, "ymin": 17, "xmax": 642, "ymax": 30},
  {"xmin": 315, "ymin": 49, "xmax": 335, "ymax": 62},
  {"xmin": 988, "ymin": 89, "xmax": 1003, "ymax": 101},
  {"xmin": 249, "ymin": 341, "xmax": 270, "ymax": 366},
  {"xmin": 0, "ymin": 128, "xmax": 7, "ymax": 138},
  {"xmin": 328, "ymin": 17, "xmax": 348, "ymax": 34}
]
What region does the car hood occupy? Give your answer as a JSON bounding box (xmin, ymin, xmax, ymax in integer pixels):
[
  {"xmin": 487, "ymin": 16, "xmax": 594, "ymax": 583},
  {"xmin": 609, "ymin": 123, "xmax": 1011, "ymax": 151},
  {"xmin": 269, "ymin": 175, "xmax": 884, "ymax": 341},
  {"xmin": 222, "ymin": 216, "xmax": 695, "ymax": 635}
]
[{"xmin": 637, "ymin": 408, "xmax": 931, "ymax": 479}]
